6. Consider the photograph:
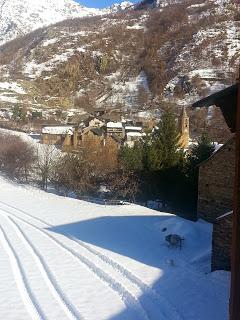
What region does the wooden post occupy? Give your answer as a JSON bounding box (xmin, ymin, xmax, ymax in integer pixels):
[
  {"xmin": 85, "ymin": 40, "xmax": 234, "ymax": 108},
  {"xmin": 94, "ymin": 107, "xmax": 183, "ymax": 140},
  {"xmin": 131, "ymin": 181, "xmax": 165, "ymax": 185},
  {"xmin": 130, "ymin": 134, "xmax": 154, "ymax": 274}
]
[{"xmin": 230, "ymin": 69, "xmax": 240, "ymax": 320}]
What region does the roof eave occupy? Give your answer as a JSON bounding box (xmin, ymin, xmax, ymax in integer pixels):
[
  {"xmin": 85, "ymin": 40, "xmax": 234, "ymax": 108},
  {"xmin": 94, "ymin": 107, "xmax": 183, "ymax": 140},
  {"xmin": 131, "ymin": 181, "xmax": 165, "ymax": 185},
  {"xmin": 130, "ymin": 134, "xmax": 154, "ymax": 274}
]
[{"xmin": 192, "ymin": 84, "xmax": 238, "ymax": 133}]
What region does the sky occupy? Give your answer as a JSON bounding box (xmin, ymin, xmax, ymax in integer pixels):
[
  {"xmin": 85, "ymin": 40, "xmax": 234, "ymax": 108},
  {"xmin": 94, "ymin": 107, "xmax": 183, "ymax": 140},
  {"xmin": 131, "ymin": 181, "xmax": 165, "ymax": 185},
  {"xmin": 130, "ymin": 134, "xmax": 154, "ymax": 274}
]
[{"xmin": 77, "ymin": 0, "xmax": 138, "ymax": 9}]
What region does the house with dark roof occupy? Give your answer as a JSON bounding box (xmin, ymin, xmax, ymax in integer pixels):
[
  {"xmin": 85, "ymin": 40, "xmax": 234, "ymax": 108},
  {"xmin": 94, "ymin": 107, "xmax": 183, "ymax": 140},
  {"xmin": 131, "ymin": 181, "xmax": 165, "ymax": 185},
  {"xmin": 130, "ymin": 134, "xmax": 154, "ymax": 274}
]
[
  {"xmin": 192, "ymin": 82, "xmax": 238, "ymax": 275},
  {"xmin": 41, "ymin": 125, "xmax": 79, "ymax": 151},
  {"xmin": 212, "ymin": 211, "xmax": 232, "ymax": 271},
  {"xmin": 79, "ymin": 126, "xmax": 105, "ymax": 147},
  {"xmin": 198, "ymin": 136, "xmax": 235, "ymax": 223},
  {"xmin": 197, "ymin": 136, "xmax": 235, "ymax": 271}
]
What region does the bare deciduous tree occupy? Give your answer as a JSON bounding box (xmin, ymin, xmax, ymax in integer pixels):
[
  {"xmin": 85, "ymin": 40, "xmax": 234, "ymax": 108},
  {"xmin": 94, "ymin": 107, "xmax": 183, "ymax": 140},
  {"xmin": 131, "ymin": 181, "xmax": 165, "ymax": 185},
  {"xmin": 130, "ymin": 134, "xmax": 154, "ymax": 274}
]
[
  {"xmin": 0, "ymin": 134, "xmax": 36, "ymax": 181},
  {"xmin": 36, "ymin": 144, "xmax": 59, "ymax": 189}
]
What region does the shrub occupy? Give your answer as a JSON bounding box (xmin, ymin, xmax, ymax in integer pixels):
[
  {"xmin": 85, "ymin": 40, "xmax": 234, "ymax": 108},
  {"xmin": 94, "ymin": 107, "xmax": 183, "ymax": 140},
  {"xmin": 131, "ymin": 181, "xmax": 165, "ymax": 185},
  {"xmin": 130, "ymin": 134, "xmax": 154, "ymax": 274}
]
[{"xmin": 0, "ymin": 134, "xmax": 36, "ymax": 181}]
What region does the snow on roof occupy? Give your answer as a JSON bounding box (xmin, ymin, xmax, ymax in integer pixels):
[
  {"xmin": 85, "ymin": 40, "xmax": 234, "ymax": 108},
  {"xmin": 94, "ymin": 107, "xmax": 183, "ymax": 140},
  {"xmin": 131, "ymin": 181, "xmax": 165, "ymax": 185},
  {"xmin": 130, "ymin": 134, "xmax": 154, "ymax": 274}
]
[
  {"xmin": 107, "ymin": 122, "xmax": 123, "ymax": 129},
  {"xmin": 125, "ymin": 126, "xmax": 142, "ymax": 131},
  {"xmin": 42, "ymin": 126, "xmax": 74, "ymax": 135},
  {"xmin": 126, "ymin": 132, "xmax": 144, "ymax": 137},
  {"xmin": 216, "ymin": 211, "xmax": 233, "ymax": 220},
  {"xmin": 213, "ymin": 142, "xmax": 224, "ymax": 152}
]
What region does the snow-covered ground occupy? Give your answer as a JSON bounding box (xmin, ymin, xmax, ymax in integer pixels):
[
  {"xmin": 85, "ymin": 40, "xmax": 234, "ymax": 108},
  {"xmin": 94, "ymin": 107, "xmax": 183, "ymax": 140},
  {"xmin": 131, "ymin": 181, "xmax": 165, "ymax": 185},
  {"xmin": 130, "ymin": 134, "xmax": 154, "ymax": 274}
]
[{"xmin": 0, "ymin": 175, "xmax": 230, "ymax": 319}]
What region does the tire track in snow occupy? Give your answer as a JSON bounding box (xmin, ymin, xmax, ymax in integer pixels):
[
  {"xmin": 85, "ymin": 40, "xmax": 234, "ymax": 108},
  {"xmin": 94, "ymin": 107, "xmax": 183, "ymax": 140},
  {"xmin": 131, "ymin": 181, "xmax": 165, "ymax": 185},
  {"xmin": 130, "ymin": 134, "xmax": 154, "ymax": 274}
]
[
  {"xmin": 3, "ymin": 214, "xmax": 84, "ymax": 320},
  {"xmin": 0, "ymin": 207, "xmax": 150, "ymax": 320},
  {"xmin": 69, "ymin": 236, "xmax": 183, "ymax": 320},
  {"xmin": 0, "ymin": 224, "xmax": 46, "ymax": 320},
  {"xmin": 0, "ymin": 199, "xmax": 183, "ymax": 320},
  {"xmin": 0, "ymin": 199, "xmax": 226, "ymax": 290},
  {"xmin": 0, "ymin": 199, "xmax": 49, "ymax": 225}
]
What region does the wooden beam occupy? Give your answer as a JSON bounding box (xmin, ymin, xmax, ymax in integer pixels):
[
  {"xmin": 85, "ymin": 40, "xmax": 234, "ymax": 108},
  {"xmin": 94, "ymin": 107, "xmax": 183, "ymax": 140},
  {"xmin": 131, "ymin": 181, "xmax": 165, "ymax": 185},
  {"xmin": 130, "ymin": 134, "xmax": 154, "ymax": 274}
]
[{"xmin": 230, "ymin": 69, "xmax": 240, "ymax": 320}]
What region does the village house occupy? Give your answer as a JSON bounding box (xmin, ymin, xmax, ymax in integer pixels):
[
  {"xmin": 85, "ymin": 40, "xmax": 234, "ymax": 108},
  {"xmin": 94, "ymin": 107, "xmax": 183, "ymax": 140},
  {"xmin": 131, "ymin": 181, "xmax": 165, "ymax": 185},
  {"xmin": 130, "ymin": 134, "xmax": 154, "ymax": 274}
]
[
  {"xmin": 41, "ymin": 125, "xmax": 78, "ymax": 151},
  {"xmin": 42, "ymin": 108, "xmax": 191, "ymax": 151},
  {"xmin": 212, "ymin": 212, "xmax": 232, "ymax": 271},
  {"xmin": 198, "ymin": 137, "xmax": 235, "ymax": 223},
  {"xmin": 106, "ymin": 121, "xmax": 123, "ymax": 136},
  {"xmin": 78, "ymin": 126, "xmax": 105, "ymax": 147},
  {"xmin": 106, "ymin": 119, "xmax": 147, "ymax": 147},
  {"xmin": 198, "ymin": 137, "xmax": 235, "ymax": 271},
  {"xmin": 123, "ymin": 125, "xmax": 145, "ymax": 147},
  {"xmin": 193, "ymin": 83, "xmax": 238, "ymax": 273}
]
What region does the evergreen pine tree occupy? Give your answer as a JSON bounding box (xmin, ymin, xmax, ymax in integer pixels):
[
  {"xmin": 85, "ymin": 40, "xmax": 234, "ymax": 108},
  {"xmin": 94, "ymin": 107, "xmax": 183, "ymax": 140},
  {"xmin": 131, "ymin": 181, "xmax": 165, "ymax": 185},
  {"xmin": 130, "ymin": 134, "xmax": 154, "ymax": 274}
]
[
  {"xmin": 119, "ymin": 145, "xmax": 143, "ymax": 172},
  {"xmin": 188, "ymin": 132, "xmax": 215, "ymax": 168},
  {"xmin": 149, "ymin": 108, "xmax": 181, "ymax": 170},
  {"xmin": 186, "ymin": 132, "xmax": 215, "ymax": 199}
]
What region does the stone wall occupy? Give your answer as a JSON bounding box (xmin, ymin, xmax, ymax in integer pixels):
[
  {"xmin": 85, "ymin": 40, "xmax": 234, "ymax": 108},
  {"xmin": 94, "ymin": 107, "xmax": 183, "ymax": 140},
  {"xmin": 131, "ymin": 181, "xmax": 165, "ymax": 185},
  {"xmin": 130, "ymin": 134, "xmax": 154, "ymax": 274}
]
[
  {"xmin": 212, "ymin": 214, "xmax": 232, "ymax": 271},
  {"xmin": 198, "ymin": 137, "xmax": 235, "ymax": 223},
  {"xmin": 42, "ymin": 133, "xmax": 62, "ymax": 145}
]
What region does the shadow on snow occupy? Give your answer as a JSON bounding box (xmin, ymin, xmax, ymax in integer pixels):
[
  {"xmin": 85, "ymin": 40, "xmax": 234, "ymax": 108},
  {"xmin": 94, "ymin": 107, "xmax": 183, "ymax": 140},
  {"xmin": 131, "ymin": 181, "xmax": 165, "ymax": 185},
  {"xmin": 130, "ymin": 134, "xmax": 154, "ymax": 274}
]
[
  {"xmin": 47, "ymin": 215, "xmax": 228, "ymax": 320},
  {"xmin": 47, "ymin": 215, "xmax": 171, "ymax": 268}
]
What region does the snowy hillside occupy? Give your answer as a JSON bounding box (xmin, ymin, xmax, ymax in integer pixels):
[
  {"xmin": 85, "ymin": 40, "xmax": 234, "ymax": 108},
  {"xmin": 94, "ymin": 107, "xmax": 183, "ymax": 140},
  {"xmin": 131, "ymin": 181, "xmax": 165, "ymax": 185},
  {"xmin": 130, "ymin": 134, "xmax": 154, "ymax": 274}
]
[
  {"xmin": 0, "ymin": 0, "xmax": 104, "ymax": 45},
  {"xmin": 0, "ymin": 0, "xmax": 133, "ymax": 46},
  {"xmin": 0, "ymin": 0, "xmax": 238, "ymax": 126},
  {"xmin": 0, "ymin": 173, "xmax": 230, "ymax": 319},
  {"xmin": 105, "ymin": 1, "xmax": 134, "ymax": 13}
]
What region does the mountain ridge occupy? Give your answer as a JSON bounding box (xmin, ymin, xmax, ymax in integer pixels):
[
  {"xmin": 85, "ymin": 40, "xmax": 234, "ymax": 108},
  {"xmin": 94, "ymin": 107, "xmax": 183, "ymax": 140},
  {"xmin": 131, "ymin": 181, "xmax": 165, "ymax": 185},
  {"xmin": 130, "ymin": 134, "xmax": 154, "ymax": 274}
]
[
  {"xmin": 0, "ymin": 0, "xmax": 133, "ymax": 46},
  {"xmin": 0, "ymin": 0, "xmax": 239, "ymax": 135}
]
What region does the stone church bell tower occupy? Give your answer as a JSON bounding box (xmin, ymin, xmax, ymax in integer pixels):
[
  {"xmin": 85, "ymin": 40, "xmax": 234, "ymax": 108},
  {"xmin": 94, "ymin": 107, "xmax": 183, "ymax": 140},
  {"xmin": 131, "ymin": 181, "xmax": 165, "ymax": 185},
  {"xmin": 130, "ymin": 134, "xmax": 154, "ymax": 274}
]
[{"xmin": 179, "ymin": 107, "xmax": 189, "ymax": 149}]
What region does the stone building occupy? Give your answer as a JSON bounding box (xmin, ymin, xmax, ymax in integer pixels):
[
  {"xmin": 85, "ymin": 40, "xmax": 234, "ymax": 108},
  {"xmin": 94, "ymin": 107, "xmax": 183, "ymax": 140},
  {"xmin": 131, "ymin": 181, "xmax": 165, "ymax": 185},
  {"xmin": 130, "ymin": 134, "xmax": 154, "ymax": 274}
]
[
  {"xmin": 106, "ymin": 122, "xmax": 123, "ymax": 136},
  {"xmin": 79, "ymin": 127, "xmax": 105, "ymax": 147},
  {"xmin": 42, "ymin": 125, "xmax": 78, "ymax": 151},
  {"xmin": 193, "ymin": 83, "xmax": 238, "ymax": 278},
  {"xmin": 212, "ymin": 212, "xmax": 232, "ymax": 271},
  {"xmin": 198, "ymin": 136, "xmax": 235, "ymax": 223},
  {"xmin": 198, "ymin": 136, "xmax": 235, "ymax": 271},
  {"xmin": 179, "ymin": 107, "xmax": 190, "ymax": 149}
]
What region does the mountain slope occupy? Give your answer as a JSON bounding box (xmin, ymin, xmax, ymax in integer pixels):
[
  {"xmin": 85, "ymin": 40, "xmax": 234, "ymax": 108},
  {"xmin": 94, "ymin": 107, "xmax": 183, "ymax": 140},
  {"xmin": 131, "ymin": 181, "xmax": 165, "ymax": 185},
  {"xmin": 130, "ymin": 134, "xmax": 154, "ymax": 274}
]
[
  {"xmin": 0, "ymin": 0, "xmax": 239, "ymax": 129},
  {"xmin": 0, "ymin": 0, "xmax": 135, "ymax": 46},
  {"xmin": 0, "ymin": 0, "xmax": 102, "ymax": 45}
]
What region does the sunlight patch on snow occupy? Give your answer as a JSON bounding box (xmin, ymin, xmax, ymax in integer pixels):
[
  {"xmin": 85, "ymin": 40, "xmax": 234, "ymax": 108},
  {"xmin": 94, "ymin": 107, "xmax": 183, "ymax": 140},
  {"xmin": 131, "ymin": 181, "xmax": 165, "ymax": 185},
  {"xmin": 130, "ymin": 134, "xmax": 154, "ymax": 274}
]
[
  {"xmin": 23, "ymin": 48, "xmax": 86, "ymax": 78},
  {"xmin": 226, "ymin": 22, "xmax": 240, "ymax": 60},
  {"xmin": 42, "ymin": 38, "xmax": 59, "ymax": 47},
  {"xmin": 0, "ymin": 95, "xmax": 19, "ymax": 103},
  {"xmin": 126, "ymin": 24, "xmax": 144, "ymax": 30},
  {"xmin": 0, "ymin": 82, "xmax": 26, "ymax": 95},
  {"xmin": 99, "ymin": 71, "xmax": 150, "ymax": 107}
]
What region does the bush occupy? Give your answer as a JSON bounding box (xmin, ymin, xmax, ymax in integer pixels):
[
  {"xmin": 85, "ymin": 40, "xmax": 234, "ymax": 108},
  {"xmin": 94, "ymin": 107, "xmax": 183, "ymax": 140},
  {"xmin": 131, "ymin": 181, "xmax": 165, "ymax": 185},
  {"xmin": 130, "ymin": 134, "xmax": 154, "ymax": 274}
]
[{"xmin": 0, "ymin": 134, "xmax": 36, "ymax": 181}]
